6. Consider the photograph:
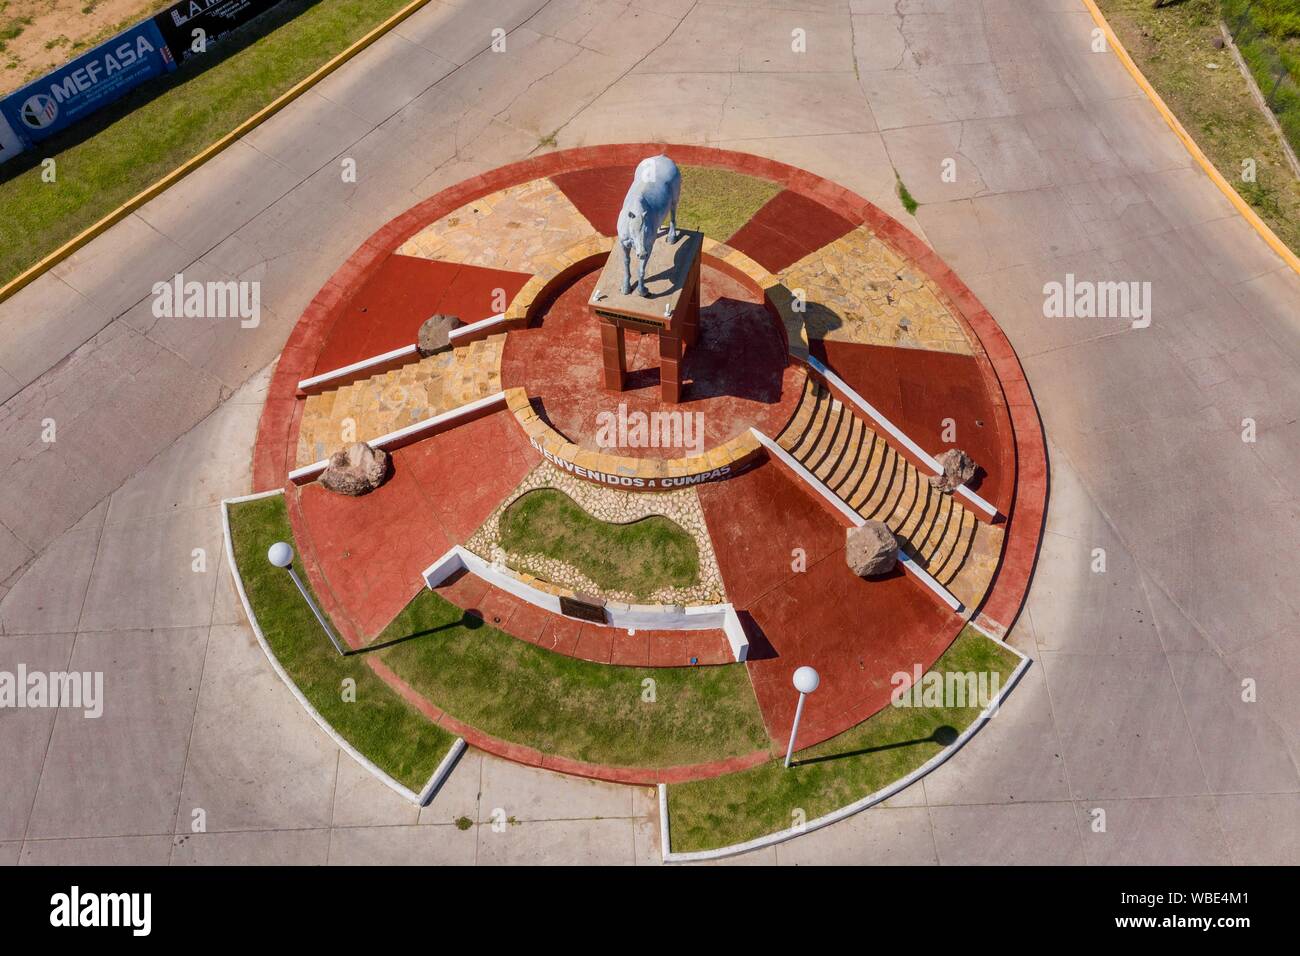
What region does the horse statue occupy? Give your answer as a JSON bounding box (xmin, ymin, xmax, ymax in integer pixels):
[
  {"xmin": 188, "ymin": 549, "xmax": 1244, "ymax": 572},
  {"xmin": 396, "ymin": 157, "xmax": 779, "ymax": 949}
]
[{"xmin": 617, "ymin": 154, "xmax": 681, "ymax": 297}]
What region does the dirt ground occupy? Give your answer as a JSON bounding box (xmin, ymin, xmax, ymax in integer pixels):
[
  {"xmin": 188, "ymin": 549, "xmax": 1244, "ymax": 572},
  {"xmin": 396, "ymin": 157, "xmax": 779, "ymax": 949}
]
[{"xmin": 0, "ymin": 0, "xmax": 174, "ymax": 96}]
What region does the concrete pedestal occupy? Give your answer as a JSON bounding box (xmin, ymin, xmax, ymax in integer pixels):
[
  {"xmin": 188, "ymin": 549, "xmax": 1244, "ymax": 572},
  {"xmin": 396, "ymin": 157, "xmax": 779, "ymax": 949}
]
[{"xmin": 589, "ymin": 229, "xmax": 703, "ymax": 404}]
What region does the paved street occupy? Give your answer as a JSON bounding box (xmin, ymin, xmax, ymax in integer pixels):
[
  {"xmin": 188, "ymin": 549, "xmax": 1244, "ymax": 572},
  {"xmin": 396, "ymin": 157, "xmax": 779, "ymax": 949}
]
[{"xmin": 1, "ymin": 0, "xmax": 1297, "ymax": 864}]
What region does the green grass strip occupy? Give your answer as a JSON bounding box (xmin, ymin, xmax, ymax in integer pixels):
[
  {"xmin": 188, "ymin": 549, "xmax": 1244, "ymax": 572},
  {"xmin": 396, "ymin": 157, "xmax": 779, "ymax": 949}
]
[
  {"xmin": 1097, "ymin": 0, "xmax": 1300, "ymax": 256},
  {"xmin": 498, "ymin": 487, "xmax": 700, "ymax": 600},
  {"xmin": 0, "ymin": 0, "xmax": 416, "ymax": 286},
  {"xmin": 227, "ymin": 494, "xmax": 455, "ymax": 793},
  {"xmin": 665, "ymin": 626, "xmax": 1020, "ymax": 854},
  {"xmin": 676, "ymin": 165, "xmax": 782, "ymax": 243},
  {"xmin": 373, "ymin": 588, "xmax": 771, "ymax": 768}
]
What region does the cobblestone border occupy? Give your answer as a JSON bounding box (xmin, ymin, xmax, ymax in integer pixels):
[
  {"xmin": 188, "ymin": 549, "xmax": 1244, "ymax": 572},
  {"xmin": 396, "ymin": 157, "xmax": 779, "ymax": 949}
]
[{"xmin": 466, "ymin": 461, "xmax": 726, "ymax": 606}]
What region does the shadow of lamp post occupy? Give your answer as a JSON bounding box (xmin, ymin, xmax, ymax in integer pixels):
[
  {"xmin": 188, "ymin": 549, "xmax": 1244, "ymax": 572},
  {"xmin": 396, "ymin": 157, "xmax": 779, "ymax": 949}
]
[
  {"xmin": 784, "ymin": 665, "xmax": 820, "ymax": 769},
  {"xmin": 268, "ymin": 541, "xmax": 346, "ymax": 656}
]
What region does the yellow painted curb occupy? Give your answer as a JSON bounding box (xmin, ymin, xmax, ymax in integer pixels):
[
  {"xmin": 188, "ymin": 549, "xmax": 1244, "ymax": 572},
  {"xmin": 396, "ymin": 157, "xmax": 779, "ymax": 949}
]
[
  {"xmin": 0, "ymin": 0, "xmax": 437, "ymax": 305},
  {"xmin": 1081, "ymin": 0, "xmax": 1300, "ymax": 276}
]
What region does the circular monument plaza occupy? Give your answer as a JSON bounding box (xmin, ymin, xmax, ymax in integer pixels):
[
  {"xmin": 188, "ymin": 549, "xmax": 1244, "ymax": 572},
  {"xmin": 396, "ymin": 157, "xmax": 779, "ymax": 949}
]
[{"xmin": 228, "ymin": 144, "xmax": 1046, "ymax": 858}]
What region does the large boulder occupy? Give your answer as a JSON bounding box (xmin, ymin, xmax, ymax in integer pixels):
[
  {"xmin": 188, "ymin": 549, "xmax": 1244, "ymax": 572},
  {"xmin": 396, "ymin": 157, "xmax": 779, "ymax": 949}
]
[
  {"xmin": 846, "ymin": 521, "xmax": 898, "ymax": 577},
  {"xmin": 320, "ymin": 442, "xmax": 388, "ymax": 496},
  {"xmin": 929, "ymin": 448, "xmax": 977, "ymax": 494},
  {"xmin": 417, "ymin": 313, "xmax": 459, "ymax": 356}
]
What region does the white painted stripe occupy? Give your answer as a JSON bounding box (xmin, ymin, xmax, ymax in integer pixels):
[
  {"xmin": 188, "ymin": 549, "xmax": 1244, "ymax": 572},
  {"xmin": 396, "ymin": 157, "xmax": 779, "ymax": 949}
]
[
  {"xmin": 806, "ymin": 355, "xmax": 999, "ymax": 520},
  {"xmin": 296, "ymin": 343, "xmax": 420, "ymax": 392},
  {"xmin": 750, "ymin": 428, "xmax": 863, "ymax": 527},
  {"xmin": 420, "ymin": 545, "xmax": 749, "ymax": 662},
  {"xmin": 417, "ymin": 737, "xmax": 467, "ymax": 805},
  {"xmin": 289, "ymin": 391, "xmax": 507, "ymax": 482},
  {"xmin": 752, "ymin": 427, "xmax": 962, "ymax": 613},
  {"xmin": 659, "ymin": 637, "xmax": 1032, "ymax": 863},
  {"xmin": 898, "ymin": 550, "xmax": 962, "ymax": 612},
  {"xmin": 448, "ymin": 312, "xmax": 507, "ymax": 340}
]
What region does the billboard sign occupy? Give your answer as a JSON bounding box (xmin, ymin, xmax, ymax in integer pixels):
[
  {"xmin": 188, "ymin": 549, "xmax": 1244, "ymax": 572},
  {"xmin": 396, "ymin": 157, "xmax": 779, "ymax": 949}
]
[
  {"xmin": 0, "ymin": 111, "xmax": 25, "ymax": 162},
  {"xmin": 153, "ymin": 0, "xmax": 285, "ymax": 61},
  {"xmin": 0, "ymin": 20, "xmax": 176, "ymax": 146}
]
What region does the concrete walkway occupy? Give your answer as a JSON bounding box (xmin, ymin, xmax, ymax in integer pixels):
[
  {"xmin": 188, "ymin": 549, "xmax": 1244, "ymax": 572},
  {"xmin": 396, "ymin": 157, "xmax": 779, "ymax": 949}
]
[{"xmin": 2, "ymin": 0, "xmax": 1297, "ymax": 864}]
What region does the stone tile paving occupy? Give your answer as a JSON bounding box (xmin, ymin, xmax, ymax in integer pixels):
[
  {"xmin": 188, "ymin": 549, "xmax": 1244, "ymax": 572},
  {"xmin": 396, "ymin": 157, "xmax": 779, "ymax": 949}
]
[
  {"xmin": 781, "ymin": 226, "xmax": 975, "ymax": 356},
  {"xmin": 397, "ymin": 178, "xmax": 599, "ymax": 274},
  {"xmin": 295, "ymin": 334, "xmax": 504, "ymax": 466},
  {"xmin": 466, "ymin": 460, "xmax": 727, "ymax": 606}
]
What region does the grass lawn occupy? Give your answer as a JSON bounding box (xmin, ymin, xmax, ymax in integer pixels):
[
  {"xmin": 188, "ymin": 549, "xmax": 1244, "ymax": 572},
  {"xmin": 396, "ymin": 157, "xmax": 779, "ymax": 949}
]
[
  {"xmin": 664, "ymin": 626, "xmax": 1021, "ymax": 854},
  {"xmin": 1096, "ymin": 0, "xmax": 1300, "ymax": 256},
  {"xmin": 498, "ymin": 488, "xmax": 699, "ymax": 600},
  {"xmin": 677, "ymin": 165, "xmax": 782, "ymax": 243},
  {"xmin": 227, "ymin": 494, "xmax": 456, "ymax": 793},
  {"xmin": 0, "ymin": 0, "xmax": 417, "ymax": 287},
  {"xmin": 371, "ymin": 588, "xmax": 771, "ymax": 768},
  {"xmin": 1224, "ymin": 0, "xmax": 1300, "ymax": 154}
]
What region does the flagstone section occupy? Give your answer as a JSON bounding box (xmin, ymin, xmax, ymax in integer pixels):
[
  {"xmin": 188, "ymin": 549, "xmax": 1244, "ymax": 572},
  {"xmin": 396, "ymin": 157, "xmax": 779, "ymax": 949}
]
[
  {"xmin": 466, "ymin": 461, "xmax": 726, "ymax": 606},
  {"xmin": 782, "ymin": 226, "xmax": 975, "ymax": 356},
  {"xmin": 294, "ymin": 334, "xmax": 505, "ymax": 467},
  {"xmin": 397, "ymin": 179, "xmax": 600, "ymax": 274},
  {"xmin": 812, "ymin": 339, "xmax": 1009, "ymax": 511}
]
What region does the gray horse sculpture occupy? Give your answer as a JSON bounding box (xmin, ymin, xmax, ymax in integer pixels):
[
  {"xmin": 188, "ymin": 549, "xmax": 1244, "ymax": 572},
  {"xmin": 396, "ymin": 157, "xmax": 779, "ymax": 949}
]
[{"xmin": 617, "ymin": 154, "xmax": 681, "ymax": 296}]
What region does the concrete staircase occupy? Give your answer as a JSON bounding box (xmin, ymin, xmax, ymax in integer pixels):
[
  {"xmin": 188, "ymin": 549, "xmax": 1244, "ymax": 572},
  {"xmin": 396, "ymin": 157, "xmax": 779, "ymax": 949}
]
[
  {"xmin": 775, "ymin": 378, "xmax": 1003, "ymax": 609},
  {"xmin": 295, "ymin": 335, "xmax": 505, "ymax": 467}
]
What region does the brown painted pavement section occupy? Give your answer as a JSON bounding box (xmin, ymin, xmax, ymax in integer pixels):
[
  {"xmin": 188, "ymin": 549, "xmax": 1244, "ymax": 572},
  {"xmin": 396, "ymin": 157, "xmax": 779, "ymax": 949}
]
[
  {"xmin": 251, "ymin": 144, "xmax": 1046, "ymax": 780},
  {"xmin": 697, "ymin": 459, "xmax": 962, "ymax": 749},
  {"xmin": 811, "ymin": 339, "xmax": 1011, "ymax": 512},
  {"xmin": 311, "ymin": 255, "xmax": 532, "ymax": 376}
]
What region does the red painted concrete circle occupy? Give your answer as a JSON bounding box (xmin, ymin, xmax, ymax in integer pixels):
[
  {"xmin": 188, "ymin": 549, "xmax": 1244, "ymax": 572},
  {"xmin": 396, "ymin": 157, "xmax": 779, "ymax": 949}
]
[
  {"xmin": 251, "ymin": 143, "xmax": 1049, "ymax": 785},
  {"xmin": 502, "ymin": 265, "xmax": 804, "ymax": 459}
]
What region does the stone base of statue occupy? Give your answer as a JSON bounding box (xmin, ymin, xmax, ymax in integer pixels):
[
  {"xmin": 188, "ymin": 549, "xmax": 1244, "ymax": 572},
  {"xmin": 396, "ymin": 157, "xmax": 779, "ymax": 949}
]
[{"xmin": 589, "ymin": 229, "xmax": 703, "ymax": 404}]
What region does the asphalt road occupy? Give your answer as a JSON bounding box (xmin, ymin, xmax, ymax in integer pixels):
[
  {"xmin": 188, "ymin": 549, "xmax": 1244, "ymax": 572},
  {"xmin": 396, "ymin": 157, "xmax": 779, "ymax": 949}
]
[{"xmin": 1, "ymin": 0, "xmax": 1296, "ymax": 864}]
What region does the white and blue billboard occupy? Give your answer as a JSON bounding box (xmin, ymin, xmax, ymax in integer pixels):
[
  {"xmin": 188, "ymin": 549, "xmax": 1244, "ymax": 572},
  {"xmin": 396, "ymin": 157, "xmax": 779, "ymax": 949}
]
[{"xmin": 0, "ymin": 20, "xmax": 176, "ymax": 148}]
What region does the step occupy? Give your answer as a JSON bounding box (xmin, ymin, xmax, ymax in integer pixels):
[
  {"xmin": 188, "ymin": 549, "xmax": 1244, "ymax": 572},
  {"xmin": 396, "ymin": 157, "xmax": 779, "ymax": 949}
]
[
  {"xmin": 934, "ymin": 509, "xmax": 977, "ymax": 584},
  {"xmin": 824, "ymin": 415, "xmax": 866, "ymax": 490},
  {"xmin": 777, "ymin": 380, "xmax": 820, "ymax": 451},
  {"xmin": 806, "ymin": 401, "xmax": 850, "ymax": 475},
  {"xmin": 790, "ymin": 386, "xmax": 835, "ymax": 460}
]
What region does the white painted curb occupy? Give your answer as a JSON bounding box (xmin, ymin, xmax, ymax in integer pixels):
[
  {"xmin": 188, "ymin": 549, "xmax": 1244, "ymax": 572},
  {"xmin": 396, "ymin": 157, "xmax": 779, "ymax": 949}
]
[
  {"xmin": 289, "ymin": 391, "xmax": 507, "ymax": 483},
  {"xmin": 448, "ymin": 312, "xmax": 508, "ymax": 342},
  {"xmin": 807, "ymin": 355, "xmax": 999, "ymax": 521},
  {"xmin": 421, "ymin": 545, "xmax": 750, "ymax": 662},
  {"xmin": 752, "ymin": 427, "xmax": 962, "ymax": 613},
  {"xmin": 296, "ymin": 314, "xmax": 510, "ymax": 394},
  {"xmin": 751, "ymin": 428, "xmax": 861, "ymax": 526},
  {"xmin": 658, "ymin": 628, "xmax": 1031, "ymax": 863},
  {"xmin": 221, "ymin": 489, "xmax": 465, "ymax": 806},
  {"xmin": 296, "ymin": 343, "xmax": 421, "ymax": 393}
]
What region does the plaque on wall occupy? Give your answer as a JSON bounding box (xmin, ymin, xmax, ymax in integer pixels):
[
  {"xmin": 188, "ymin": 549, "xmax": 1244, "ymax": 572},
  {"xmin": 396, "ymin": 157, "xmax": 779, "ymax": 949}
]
[{"xmin": 560, "ymin": 593, "xmax": 607, "ymax": 624}]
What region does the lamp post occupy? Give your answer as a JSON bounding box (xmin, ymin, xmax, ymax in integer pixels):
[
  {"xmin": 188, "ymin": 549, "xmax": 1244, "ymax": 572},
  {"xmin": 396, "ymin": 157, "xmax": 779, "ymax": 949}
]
[
  {"xmin": 267, "ymin": 542, "xmax": 346, "ymax": 656},
  {"xmin": 784, "ymin": 665, "xmax": 820, "ymax": 768}
]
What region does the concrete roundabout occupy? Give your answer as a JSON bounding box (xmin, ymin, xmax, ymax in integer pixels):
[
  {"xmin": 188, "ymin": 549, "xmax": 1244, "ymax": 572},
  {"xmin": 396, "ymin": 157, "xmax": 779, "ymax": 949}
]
[
  {"xmin": 227, "ymin": 144, "xmax": 1048, "ymax": 857},
  {"xmin": 2, "ymin": 0, "xmax": 1297, "ymax": 873}
]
